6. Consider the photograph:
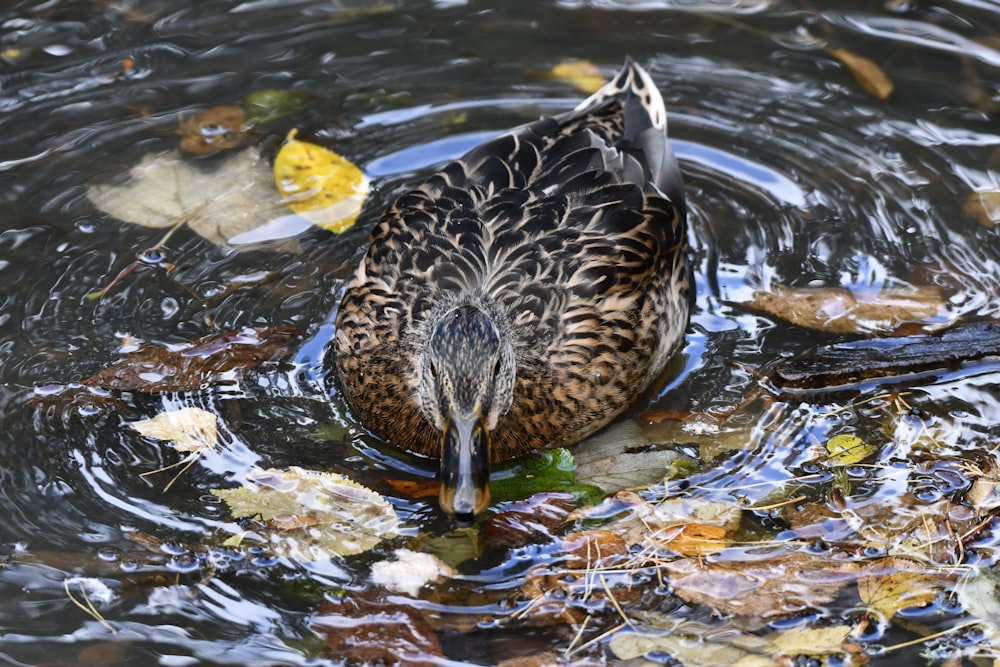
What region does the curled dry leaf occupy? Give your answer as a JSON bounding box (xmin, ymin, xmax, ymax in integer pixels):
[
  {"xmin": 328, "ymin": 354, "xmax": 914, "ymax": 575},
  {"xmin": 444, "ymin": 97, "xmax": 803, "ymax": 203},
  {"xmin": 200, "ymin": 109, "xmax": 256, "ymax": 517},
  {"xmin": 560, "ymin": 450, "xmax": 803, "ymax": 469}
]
[
  {"xmin": 747, "ymin": 283, "xmax": 952, "ymax": 335},
  {"xmin": 212, "ymin": 466, "xmax": 399, "ymax": 560},
  {"xmin": 131, "ymin": 406, "xmax": 218, "ymax": 453},
  {"xmin": 273, "ymin": 129, "xmax": 369, "ymax": 233},
  {"xmin": 827, "ymin": 48, "xmax": 894, "ymax": 101}
]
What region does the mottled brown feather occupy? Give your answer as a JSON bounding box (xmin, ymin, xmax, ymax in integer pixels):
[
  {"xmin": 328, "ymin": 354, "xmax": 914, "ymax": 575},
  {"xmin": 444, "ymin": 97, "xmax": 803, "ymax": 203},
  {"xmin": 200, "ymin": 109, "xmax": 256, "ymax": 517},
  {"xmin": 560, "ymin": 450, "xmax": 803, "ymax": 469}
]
[{"xmin": 331, "ymin": 60, "xmax": 691, "ymax": 463}]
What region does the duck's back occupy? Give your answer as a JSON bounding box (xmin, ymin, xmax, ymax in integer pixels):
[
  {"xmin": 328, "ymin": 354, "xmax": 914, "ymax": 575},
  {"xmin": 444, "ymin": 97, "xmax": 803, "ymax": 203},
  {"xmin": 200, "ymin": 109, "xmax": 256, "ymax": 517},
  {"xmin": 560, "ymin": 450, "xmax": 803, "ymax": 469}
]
[{"xmin": 334, "ymin": 61, "xmax": 690, "ymax": 460}]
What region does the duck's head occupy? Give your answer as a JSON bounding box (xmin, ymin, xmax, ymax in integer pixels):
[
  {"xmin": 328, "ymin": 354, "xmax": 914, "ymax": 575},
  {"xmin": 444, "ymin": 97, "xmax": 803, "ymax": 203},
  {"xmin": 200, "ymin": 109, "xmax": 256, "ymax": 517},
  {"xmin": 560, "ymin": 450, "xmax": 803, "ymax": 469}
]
[{"xmin": 418, "ymin": 304, "xmax": 515, "ymax": 523}]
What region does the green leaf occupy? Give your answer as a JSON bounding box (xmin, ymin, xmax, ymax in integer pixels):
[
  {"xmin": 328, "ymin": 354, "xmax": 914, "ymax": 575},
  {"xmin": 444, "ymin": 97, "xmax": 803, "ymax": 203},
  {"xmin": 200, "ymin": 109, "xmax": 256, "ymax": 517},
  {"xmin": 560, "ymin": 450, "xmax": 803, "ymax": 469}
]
[
  {"xmin": 243, "ymin": 89, "xmax": 317, "ymax": 126},
  {"xmin": 489, "ymin": 448, "xmax": 603, "ymax": 506}
]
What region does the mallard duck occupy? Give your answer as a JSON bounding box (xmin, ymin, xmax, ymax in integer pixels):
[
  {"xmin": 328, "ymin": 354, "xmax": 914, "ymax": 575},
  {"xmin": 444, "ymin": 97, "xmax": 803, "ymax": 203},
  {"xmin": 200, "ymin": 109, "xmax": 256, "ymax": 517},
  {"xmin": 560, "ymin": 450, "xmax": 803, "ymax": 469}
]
[{"xmin": 331, "ymin": 60, "xmax": 690, "ymax": 522}]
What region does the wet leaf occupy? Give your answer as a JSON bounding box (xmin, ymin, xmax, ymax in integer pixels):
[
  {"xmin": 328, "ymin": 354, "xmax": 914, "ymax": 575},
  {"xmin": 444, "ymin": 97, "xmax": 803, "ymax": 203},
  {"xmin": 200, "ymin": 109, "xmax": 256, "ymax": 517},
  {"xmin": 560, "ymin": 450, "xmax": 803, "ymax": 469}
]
[
  {"xmin": 548, "ymin": 59, "xmax": 606, "ymax": 94},
  {"xmin": 480, "ymin": 492, "xmax": 576, "ymax": 553},
  {"xmin": 957, "ymin": 569, "xmax": 1000, "ymax": 652},
  {"xmin": 370, "ymin": 548, "xmax": 456, "ymax": 597},
  {"xmin": 747, "ymin": 283, "xmax": 951, "ymax": 335},
  {"xmin": 857, "ymin": 559, "xmax": 945, "ymax": 619},
  {"xmin": 178, "ymin": 105, "xmax": 247, "ymax": 155},
  {"xmin": 827, "ymin": 48, "xmax": 894, "ymax": 101},
  {"xmin": 212, "ymin": 466, "xmax": 399, "ymax": 560},
  {"xmin": 312, "ymin": 591, "xmax": 443, "ymax": 666},
  {"xmin": 130, "ymin": 407, "xmax": 217, "ymax": 453},
  {"xmin": 243, "ymin": 89, "xmax": 316, "ymax": 126},
  {"xmin": 665, "ymin": 551, "xmax": 862, "ymax": 618},
  {"xmin": 490, "ymin": 448, "xmax": 603, "ymax": 506},
  {"xmin": 573, "ymin": 419, "xmax": 693, "ymax": 493},
  {"xmin": 88, "ymin": 148, "xmax": 303, "ymax": 247},
  {"xmin": 81, "ymin": 327, "xmax": 300, "ymax": 394},
  {"xmin": 964, "ymin": 189, "xmax": 1000, "ymax": 229},
  {"xmin": 273, "ymin": 128, "xmax": 369, "ymax": 233},
  {"xmin": 825, "ymin": 433, "xmax": 877, "ymax": 465}
]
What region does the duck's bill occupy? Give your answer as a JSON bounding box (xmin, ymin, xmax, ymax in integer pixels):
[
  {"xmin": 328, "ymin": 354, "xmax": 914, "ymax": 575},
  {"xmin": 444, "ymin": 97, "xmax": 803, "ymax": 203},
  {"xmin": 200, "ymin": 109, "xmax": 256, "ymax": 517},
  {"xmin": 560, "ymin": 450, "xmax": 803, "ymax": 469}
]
[{"xmin": 439, "ymin": 414, "xmax": 491, "ymax": 524}]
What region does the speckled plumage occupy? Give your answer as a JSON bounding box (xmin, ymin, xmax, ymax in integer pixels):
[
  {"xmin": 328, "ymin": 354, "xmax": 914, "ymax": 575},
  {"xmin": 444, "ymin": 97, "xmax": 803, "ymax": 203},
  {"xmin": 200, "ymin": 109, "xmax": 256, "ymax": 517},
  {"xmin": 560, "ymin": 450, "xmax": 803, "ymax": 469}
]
[{"xmin": 332, "ymin": 60, "xmax": 690, "ymax": 475}]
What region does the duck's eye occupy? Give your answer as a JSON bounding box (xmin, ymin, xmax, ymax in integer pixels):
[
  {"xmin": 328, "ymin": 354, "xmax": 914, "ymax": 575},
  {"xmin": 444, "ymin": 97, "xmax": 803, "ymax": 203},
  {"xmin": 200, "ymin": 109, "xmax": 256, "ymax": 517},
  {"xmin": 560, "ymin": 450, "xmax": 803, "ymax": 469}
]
[{"xmin": 491, "ymin": 357, "xmax": 502, "ymax": 378}]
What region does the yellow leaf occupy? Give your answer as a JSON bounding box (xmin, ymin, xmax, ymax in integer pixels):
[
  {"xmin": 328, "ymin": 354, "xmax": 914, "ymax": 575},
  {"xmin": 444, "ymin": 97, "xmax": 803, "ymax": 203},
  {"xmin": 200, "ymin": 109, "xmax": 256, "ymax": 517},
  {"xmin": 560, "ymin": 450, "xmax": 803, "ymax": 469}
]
[
  {"xmin": 549, "ymin": 60, "xmax": 606, "ymax": 94},
  {"xmin": 858, "ymin": 569, "xmax": 941, "ymax": 619},
  {"xmin": 825, "ymin": 434, "xmax": 877, "ymax": 465},
  {"xmin": 663, "ymin": 522, "xmax": 728, "ymax": 556},
  {"xmin": 827, "ymin": 48, "xmax": 894, "ymax": 101},
  {"xmin": 964, "ymin": 189, "xmax": 1000, "ymax": 229},
  {"xmin": 273, "ymin": 129, "xmax": 368, "ymax": 233}
]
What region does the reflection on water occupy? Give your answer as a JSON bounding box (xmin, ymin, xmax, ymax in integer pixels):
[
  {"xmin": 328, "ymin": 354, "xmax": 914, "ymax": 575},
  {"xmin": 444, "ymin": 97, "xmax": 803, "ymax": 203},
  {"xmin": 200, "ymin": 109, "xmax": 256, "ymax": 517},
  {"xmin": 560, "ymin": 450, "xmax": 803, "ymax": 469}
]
[{"xmin": 2, "ymin": 0, "xmax": 1000, "ymax": 664}]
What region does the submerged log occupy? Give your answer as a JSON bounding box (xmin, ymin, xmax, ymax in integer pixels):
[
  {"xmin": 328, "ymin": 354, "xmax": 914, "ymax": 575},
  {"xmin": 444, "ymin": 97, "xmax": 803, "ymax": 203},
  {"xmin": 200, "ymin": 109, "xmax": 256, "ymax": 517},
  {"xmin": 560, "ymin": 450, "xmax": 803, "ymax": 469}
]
[{"xmin": 769, "ymin": 321, "xmax": 1000, "ymax": 394}]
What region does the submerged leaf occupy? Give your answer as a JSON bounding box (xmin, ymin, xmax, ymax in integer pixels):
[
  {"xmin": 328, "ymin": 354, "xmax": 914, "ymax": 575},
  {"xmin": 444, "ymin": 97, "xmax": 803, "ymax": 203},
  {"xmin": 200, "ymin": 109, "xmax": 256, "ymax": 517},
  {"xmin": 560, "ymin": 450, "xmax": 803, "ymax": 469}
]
[
  {"xmin": 825, "ymin": 433, "xmax": 877, "ymax": 465},
  {"xmin": 88, "ymin": 148, "xmax": 299, "ymax": 247},
  {"xmin": 243, "ymin": 89, "xmax": 316, "ymax": 126},
  {"xmin": 747, "ymin": 283, "xmax": 951, "ymax": 334},
  {"xmin": 827, "ymin": 48, "xmax": 894, "ymax": 101},
  {"xmin": 370, "ymin": 548, "xmax": 455, "ymax": 597},
  {"xmin": 131, "ymin": 407, "xmax": 218, "ymax": 453},
  {"xmin": 964, "ymin": 189, "xmax": 1000, "ymax": 229},
  {"xmin": 548, "ymin": 60, "xmax": 606, "ymax": 94},
  {"xmin": 490, "ymin": 447, "xmax": 602, "ymax": 506},
  {"xmin": 213, "ymin": 466, "xmax": 398, "ymax": 560},
  {"xmin": 178, "ymin": 105, "xmax": 247, "ymax": 155},
  {"xmin": 273, "ymin": 129, "xmax": 369, "ymax": 233}
]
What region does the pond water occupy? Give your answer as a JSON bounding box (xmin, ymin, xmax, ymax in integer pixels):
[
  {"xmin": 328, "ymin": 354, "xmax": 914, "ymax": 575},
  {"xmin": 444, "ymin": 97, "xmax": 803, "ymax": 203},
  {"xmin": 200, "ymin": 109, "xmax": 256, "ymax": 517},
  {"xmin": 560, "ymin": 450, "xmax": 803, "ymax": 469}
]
[{"xmin": 3, "ymin": 0, "xmax": 1000, "ymax": 665}]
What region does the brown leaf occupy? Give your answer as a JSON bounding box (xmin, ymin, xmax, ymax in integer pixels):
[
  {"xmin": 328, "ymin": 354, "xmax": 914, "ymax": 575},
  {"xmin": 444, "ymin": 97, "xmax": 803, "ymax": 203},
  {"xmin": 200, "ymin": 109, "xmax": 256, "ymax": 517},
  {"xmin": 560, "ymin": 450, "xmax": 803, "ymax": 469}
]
[
  {"xmin": 480, "ymin": 492, "xmax": 576, "ymax": 553},
  {"xmin": 747, "ymin": 283, "xmax": 951, "ymax": 335},
  {"xmin": 857, "ymin": 558, "xmax": 950, "ymax": 619},
  {"xmin": 312, "ymin": 591, "xmax": 444, "ymax": 666},
  {"xmin": 384, "ymin": 477, "xmax": 439, "ymax": 499},
  {"xmin": 827, "ymin": 48, "xmax": 894, "ymax": 101},
  {"xmin": 83, "ymin": 327, "xmax": 301, "ymax": 393},
  {"xmin": 178, "ymin": 105, "xmax": 247, "ymax": 155},
  {"xmin": 666, "ymin": 551, "xmax": 863, "ymax": 618}
]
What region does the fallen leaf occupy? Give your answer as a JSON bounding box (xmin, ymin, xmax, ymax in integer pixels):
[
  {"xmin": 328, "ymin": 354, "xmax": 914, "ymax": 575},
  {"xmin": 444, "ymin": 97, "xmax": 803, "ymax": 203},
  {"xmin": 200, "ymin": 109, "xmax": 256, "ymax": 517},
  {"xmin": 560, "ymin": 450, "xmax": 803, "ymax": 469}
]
[
  {"xmin": 827, "ymin": 48, "xmax": 894, "ymax": 101},
  {"xmin": 243, "ymin": 89, "xmax": 317, "ymax": 126},
  {"xmin": 957, "ymin": 569, "xmax": 1000, "ymax": 653},
  {"xmin": 178, "ymin": 105, "xmax": 247, "ymax": 155},
  {"xmin": 312, "ymin": 591, "xmax": 444, "ymax": 666},
  {"xmin": 747, "ymin": 283, "xmax": 951, "ymax": 335},
  {"xmin": 857, "ymin": 560, "xmax": 945, "ymax": 619},
  {"xmin": 82, "ymin": 327, "xmax": 300, "ymax": 394},
  {"xmin": 490, "ymin": 448, "xmax": 603, "ymax": 507},
  {"xmin": 480, "ymin": 492, "xmax": 576, "ymax": 553},
  {"xmin": 130, "ymin": 407, "xmax": 217, "ymax": 453},
  {"xmin": 825, "ymin": 434, "xmax": 877, "ymax": 465},
  {"xmin": 88, "ymin": 148, "xmax": 306, "ymax": 247},
  {"xmin": 548, "ymin": 60, "xmax": 606, "ymax": 94},
  {"xmin": 370, "ymin": 548, "xmax": 456, "ymax": 597},
  {"xmin": 273, "ymin": 129, "xmax": 369, "ymax": 233},
  {"xmin": 213, "ymin": 466, "xmax": 398, "ymax": 560},
  {"xmin": 665, "ymin": 551, "xmax": 862, "ymax": 618},
  {"xmin": 573, "ymin": 419, "xmax": 693, "ymax": 493},
  {"xmin": 964, "ymin": 189, "xmax": 1000, "ymax": 229}
]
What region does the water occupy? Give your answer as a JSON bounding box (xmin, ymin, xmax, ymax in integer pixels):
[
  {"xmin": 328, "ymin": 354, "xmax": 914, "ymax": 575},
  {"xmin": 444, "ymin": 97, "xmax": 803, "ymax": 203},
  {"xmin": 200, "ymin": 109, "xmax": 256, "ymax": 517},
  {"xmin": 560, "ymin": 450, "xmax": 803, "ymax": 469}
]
[{"xmin": 3, "ymin": 0, "xmax": 1000, "ymax": 665}]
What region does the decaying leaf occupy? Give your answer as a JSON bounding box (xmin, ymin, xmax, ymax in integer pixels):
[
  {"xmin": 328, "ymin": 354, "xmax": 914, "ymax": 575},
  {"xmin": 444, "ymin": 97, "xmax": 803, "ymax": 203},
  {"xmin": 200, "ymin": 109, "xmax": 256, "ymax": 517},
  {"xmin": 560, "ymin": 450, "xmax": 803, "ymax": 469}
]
[
  {"xmin": 83, "ymin": 327, "xmax": 300, "ymax": 394},
  {"xmin": 312, "ymin": 591, "xmax": 444, "ymax": 666},
  {"xmin": 273, "ymin": 129, "xmax": 369, "ymax": 233},
  {"xmin": 88, "ymin": 148, "xmax": 301, "ymax": 247},
  {"xmin": 609, "ymin": 616, "xmax": 864, "ymax": 667},
  {"xmin": 857, "ymin": 558, "xmax": 945, "ymax": 619},
  {"xmin": 243, "ymin": 89, "xmax": 317, "ymax": 126},
  {"xmin": 747, "ymin": 283, "xmax": 951, "ymax": 335},
  {"xmin": 665, "ymin": 551, "xmax": 862, "ymax": 618},
  {"xmin": 957, "ymin": 569, "xmax": 1000, "ymax": 654},
  {"xmin": 480, "ymin": 492, "xmax": 577, "ymax": 553},
  {"xmin": 827, "ymin": 48, "xmax": 894, "ymax": 101},
  {"xmin": 213, "ymin": 466, "xmax": 398, "ymax": 560},
  {"xmin": 573, "ymin": 419, "xmax": 693, "ymax": 493},
  {"xmin": 825, "ymin": 433, "xmax": 877, "ymax": 465},
  {"xmin": 548, "ymin": 60, "xmax": 606, "ymax": 94},
  {"xmin": 370, "ymin": 548, "xmax": 456, "ymax": 597},
  {"xmin": 178, "ymin": 105, "xmax": 247, "ymax": 155},
  {"xmin": 130, "ymin": 407, "xmax": 218, "ymax": 453},
  {"xmin": 964, "ymin": 189, "xmax": 1000, "ymax": 229}
]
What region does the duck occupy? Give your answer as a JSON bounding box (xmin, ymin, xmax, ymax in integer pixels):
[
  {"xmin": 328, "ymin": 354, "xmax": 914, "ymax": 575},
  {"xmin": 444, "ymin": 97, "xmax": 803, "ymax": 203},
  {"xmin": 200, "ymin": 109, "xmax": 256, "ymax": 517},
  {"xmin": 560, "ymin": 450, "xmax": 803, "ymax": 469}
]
[{"xmin": 331, "ymin": 59, "xmax": 690, "ymax": 523}]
